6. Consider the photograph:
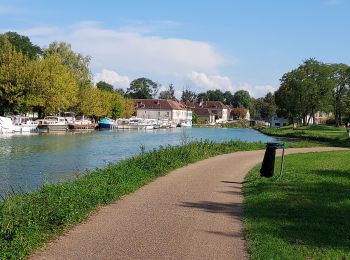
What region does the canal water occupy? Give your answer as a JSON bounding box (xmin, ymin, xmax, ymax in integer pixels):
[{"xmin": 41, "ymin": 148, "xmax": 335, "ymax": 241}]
[{"xmin": 0, "ymin": 128, "xmax": 275, "ymax": 196}]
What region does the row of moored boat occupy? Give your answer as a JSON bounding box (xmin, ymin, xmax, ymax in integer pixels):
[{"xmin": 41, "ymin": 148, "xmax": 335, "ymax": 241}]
[{"xmin": 0, "ymin": 115, "xmax": 192, "ymax": 134}]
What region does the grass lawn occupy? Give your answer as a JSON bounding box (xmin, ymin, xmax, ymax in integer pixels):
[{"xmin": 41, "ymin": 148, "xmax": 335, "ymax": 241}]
[
  {"xmin": 243, "ymin": 151, "xmax": 350, "ymax": 259},
  {"xmin": 256, "ymin": 125, "xmax": 350, "ymax": 146}
]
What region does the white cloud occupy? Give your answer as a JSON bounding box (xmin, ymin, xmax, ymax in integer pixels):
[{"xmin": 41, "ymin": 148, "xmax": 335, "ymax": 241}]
[
  {"xmin": 93, "ymin": 69, "xmax": 130, "ymax": 89},
  {"xmin": 187, "ymin": 71, "xmax": 276, "ymax": 98},
  {"xmin": 27, "ymin": 21, "xmax": 227, "ymax": 77},
  {"xmin": 18, "ymin": 26, "xmax": 60, "ymax": 37},
  {"xmin": 187, "ymin": 71, "xmax": 234, "ymax": 91}
]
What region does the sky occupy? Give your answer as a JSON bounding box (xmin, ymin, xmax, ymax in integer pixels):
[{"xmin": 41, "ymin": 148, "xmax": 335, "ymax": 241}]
[{"xmin": 1, "ymin": 0, "xmax": 349, "ymax": 98}]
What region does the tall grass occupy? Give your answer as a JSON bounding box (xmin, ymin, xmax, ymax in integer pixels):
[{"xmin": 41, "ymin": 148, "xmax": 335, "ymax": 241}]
[{"xmin": 0, "ymin": 140, "xmax": 264, "ymax": 259}]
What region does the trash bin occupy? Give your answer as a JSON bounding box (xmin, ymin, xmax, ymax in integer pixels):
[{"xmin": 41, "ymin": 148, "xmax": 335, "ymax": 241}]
[{"xmin": 260, "ymin": 142, "xmax": 281, "ymax": 177}]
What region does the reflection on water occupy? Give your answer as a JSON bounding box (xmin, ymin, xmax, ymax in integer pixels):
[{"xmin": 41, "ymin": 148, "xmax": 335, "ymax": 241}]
[{"xmin": 0, "ymin": 128, "xmax": 275, "ymax": 196}]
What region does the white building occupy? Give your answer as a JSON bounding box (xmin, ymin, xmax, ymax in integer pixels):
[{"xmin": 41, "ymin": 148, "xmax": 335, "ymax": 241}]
[
  {"xmin": 269, "ymin": 115, "xmax": 289, "ymax": 128},
  {"xmin": 134, "ymin": 99, "xmax": 192, "ymax": 124}
]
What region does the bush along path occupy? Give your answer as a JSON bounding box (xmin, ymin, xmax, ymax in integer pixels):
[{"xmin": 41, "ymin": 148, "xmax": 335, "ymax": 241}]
[{"xmin": 28, "ymin": 147, "xmax": 347, "ymax": 260}]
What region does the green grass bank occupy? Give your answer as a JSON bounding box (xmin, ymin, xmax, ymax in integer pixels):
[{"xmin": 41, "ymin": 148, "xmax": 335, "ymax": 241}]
[
  {"xmin": 256, "ymin": 125, "xmax": 350, "ymax": 146},
  {"xmin": 0, "ymin": 140, "xmax": 266, "ymax": 259},
  {"xmin": 243, "ymin": 151, "xmax": 350, "ymax": 259}
]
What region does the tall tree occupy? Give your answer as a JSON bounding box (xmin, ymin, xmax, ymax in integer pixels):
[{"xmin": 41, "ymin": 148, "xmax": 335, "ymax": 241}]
[
  {"xmin": 232, "ymin": 90, "xmax": 252, "ymax": 109},
  {"xmin": 206, "ymin": 89, "xmax": 225, "ymax": 103},
  {"xmin": 223, "ymin": 91, "xmax": 234, "ymax": 105},
  {"xmin": 28, "ymin": 54, "xmax": 79, "ymax": 115},
  {"xmin": 1, "ymin": 31, "xmax": 42, "ymax": 59},
  {"xmin": 181, "ymin": 89, "xmax": 197, "ymax": 102},
  {"xmin": 275, "ymin": 59, "xmax": 333, "ymax": 126},
  {"xmin": 96, "ymin": 81, "xmax": 114, "ymax": 92},
  {"xmin": 330, "ymin": 63, "xmax": 350, "ymax": 126},
  {"xmin": 197, "ymin": 92, "xmax": 208, "ymax": 102},
  {"xmin": 0, "ymin": 38, "xmax": 31, "ymax": 115},
  {"xmin": 126, "ymin": 77, "xmax": 160, "ymax": 99},
  {"xmin": 44, "ymin": 42, "xmax": 92, "ymax": 89},
  {"xmin": 159, "ymin": 83, "xmax": 176, "ymax": 100}
]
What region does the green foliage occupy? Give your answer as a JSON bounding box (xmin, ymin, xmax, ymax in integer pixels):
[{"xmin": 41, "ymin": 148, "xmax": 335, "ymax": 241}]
[
  {"xmin": 96, "ymin": 81, "xmax": 114, "ymax": 92},
  {"xmin": 159, "ymin": 83, "xmax": 176, "ymax": 100},
  {"xmin": 0, "ymin": 31, "xmax": 42, "ymax": 59},
  {"xmin": 181, "ymin": 89, "xmax": 197, "ymax": 102},
  {"xmin": 0, "ymin": 38, "xmax": 32, "ymax": 115},
  {"xmin": 253, "ymin": 92, "xmax": 277, "ymax": 121},
  {"xmin": 330, "ymin": 63, "xmax": 350, "ymax": 126},
  {"xmin": 243, "ymin": 151, "xmax": 350, "ymax": 259},
  {"xmin": 232, "ymin": 90, "xmax": 252, "ymax": 109},
  {"xmin": 275, "ymin": 59, "xmax": 336, "ymax": 126},
  {"xmin": 44, "ymin": 42, "xmax": 92, "ymax": 89},
  {"xmin": 0, "ymin": 141, "xmax": 265, "ymax": 259},
  {"xmin": 126, "ymin": 77, "xmax": 160, "ymax": 99},
  {"xmin": 28, "ymin": 54, "xmax": 79, "ymax": 115}
]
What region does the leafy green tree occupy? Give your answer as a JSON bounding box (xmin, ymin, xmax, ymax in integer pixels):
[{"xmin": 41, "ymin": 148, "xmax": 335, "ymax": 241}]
[
  {"xmin": 96, "ymin": 81, "xmax": 114, "ymax": 92},
  {"xmin": 330, "ymin": 63, "xmax": 350, "ymax": 126},
  {"xmin": 206, "ymin": 89, "xmax": 225, "ymax": 103},
  {"xmin": 44, "ymin": 42, "xmax": 92, "ymax": 89},
  {"xmin": 28, "ymin": 54, "xmax": 79, "ymax": 115},
  {"xmin": 1, "ymin": 31, "xmax": 42, "ymax": 59},
  {"xmin": 197, "ymin": 92, "xmax": 208, "ymax": 102},
  {"xmin": 126, "ymin": 77, "xmax": 160, "ymax": 99},
  {"xmin": 223, "ymin": 91, "xmax": 234, "ymax": 105},
  {"xmin": 115, "ymin": 88, "xmax": 125, "ymax": 96},
  {"xmin": 276, "ymin": 59, "xmax": 334, "ymax": 126},
  {"xmin": 181, "ymin": 89, "xmax": 197, "ymax": 102},
  {"xmin": 110, "ymin": 92, "xmax": 125, "ymax": 118},
  {"xmin": 159, "ymin": 84, "xmax": 176, "ymax": 100},
  {"xmin": 0, "ymin": 38, "xmax": 31, "ymax": 115},
  {"xmin": 232, "ymin": 90, "xmax": 251, "ymax": 109}
]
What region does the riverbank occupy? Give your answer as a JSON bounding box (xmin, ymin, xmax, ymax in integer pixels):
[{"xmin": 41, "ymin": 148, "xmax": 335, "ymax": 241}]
[
  {"xmin": 243, "ymin": 150, "xmax": 350, "ymax": 259},
  {"xmin": 0, "ymin": 138, "xmax": 344, "ymax": 259},
  {"xmin": 255, "ymin": 125, "xmax": 350, "ymax": 147},
  {"xmin": 1, "ymin": 140, "xmax": 265, "ymax": 259}
]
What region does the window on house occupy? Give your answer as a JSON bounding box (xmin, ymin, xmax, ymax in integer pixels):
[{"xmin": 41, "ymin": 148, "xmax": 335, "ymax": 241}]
[
  {"xmin": 275, "ymin": 122, "xmax": 281, "ymax": 126},
  {"xmin": 166, "ymin": 112, "xmax": 169, "ymax": 117}
]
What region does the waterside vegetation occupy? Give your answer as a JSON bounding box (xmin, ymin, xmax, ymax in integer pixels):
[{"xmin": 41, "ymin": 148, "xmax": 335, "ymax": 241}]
[
  {"xmin": 243, "ymin": 151, "xmax": 350, "ymax": 259},
  {"xmin": 0, "ymin": 140, "xmax": 265, "ymax": 259}
]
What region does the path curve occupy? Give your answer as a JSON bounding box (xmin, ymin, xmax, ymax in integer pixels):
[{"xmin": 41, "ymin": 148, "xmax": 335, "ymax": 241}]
[{"xmin": 31, "ymin": 147, "xmax": 349, "ymax": 260}]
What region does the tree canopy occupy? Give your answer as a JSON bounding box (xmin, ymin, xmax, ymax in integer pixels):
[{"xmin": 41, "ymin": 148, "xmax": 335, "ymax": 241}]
[
  {"xmin": 181, "ymin": 89, "xmax": 197, "ymax": 102},
  {"xmin": 126, "ymin": 77, "xmax": 160, "ymax": 99},
  {"xmin": 96, "ymin": 81, "xmax": 114, "ymax": 92},
  {"xmin": 159, "ymin": 84, "xmax": 176, "ymax": 100},
  {"xmin": 232, "ymin": 90, "xmax": 252, "ymax": 109},
  {"xmin": 0, "ymin": 31, "xmax": 42, "ymax": 59}
]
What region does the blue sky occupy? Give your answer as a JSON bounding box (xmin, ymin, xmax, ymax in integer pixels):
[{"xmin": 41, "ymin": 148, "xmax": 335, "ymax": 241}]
[{"xmin": 1, "ymin": 0, "xmax": 349, "ymax": 97}]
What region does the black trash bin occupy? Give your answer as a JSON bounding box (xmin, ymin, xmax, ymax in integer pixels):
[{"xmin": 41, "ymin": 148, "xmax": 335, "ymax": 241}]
[{"xmin": 260, "ymin": 142, "xmax": 281, "ymax": 177}]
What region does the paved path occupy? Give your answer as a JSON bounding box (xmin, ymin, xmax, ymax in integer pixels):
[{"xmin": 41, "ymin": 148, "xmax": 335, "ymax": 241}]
[{"xmin": 31, "ymin": 147, "xmax": 348, "ymax": 260}]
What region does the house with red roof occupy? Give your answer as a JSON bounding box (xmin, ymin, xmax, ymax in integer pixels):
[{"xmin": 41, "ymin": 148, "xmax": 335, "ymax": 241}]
[
  {"xmin": 134, "ymin": 99, "xmax": 192, "ymax": 125},
  {"xmin": 199, "ymin": 101, "xmax": 229, "ymax": 122}
]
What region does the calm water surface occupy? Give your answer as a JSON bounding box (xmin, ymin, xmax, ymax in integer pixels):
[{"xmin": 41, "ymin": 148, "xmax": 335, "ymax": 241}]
[{"xmin": 0, "ymin": 128, "xmax": 275, "ymax": 195}]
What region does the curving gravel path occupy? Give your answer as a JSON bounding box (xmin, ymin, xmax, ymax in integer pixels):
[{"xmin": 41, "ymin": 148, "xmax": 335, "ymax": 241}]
[{"xmin": 30, "ymin": 147, "xmax": 349, "ymax": 260}]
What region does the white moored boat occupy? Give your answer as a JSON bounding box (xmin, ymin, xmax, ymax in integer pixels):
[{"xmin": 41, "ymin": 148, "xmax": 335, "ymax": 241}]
[
  {"xmin": 12, "ymin": 116, "xmax": 38, "ymax": 132},
  {"xmin": 37, "ymin": 116, "xmax": 69, "ymax": 132},
  {"xmin": 0, "ymin": 116, "xmax": 15, "ymax": 134}
]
